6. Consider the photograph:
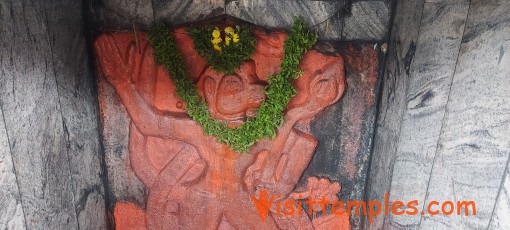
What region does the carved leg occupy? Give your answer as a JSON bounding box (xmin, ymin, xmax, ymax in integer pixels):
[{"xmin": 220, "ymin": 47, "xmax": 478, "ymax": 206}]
[
  {"xmin": 146, "ymin": 144, "xmax": 206, "ymax": 229},
  {"xmin": 179, "ymin": 189, "xmax": 223, "ymax": 229}
]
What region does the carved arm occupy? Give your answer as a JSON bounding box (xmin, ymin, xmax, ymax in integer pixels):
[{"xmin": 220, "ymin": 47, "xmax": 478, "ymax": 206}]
[{"xmin": 94, "ymin": 34, "xmax": 204, "ymax": 143}]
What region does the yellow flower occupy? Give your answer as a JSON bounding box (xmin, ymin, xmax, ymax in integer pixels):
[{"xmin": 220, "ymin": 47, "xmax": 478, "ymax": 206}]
[
  {"xmin": 232, "ymin": 34, "xmax": 240, "ymax": 43},
  {"xmin": 212, "ymin": 28, "xmax": 221, "ymax": 38},
  {"xmin": 224, "ymin": 26, "xmax": 235, "ymax": 35},
  {"xmin": 225, "ymin": 36, "xmax": 231, "ymax": 46},
  {"xmin": 211, "ymin": 37, "xmax": 222, "ymax": 45},
  {"xmin": 213, "ymin": 44, "xmax": 222, "ymax": 52}
]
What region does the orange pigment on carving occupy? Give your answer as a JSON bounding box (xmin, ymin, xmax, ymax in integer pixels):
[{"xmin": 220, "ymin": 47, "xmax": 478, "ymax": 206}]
[
  {"xmin": 341, "ymin": 45, "xmax": 379, "ymax": 178},
  {"xmin": 95, "ymin": 25, "xmax": 349, "ymax": 229},
  {"xmin": 114, "ymin": 202, "xmax": 147, "ymax": 229}
]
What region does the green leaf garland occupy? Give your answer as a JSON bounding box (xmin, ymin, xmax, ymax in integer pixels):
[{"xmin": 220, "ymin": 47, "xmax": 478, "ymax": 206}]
[
  {"xmin": 148, "ymin": 18, "xmax": 318, "ymax": 153},
  {"xmin": 188, "ymin": 25, "xmax": 256, "ymax": 74}
]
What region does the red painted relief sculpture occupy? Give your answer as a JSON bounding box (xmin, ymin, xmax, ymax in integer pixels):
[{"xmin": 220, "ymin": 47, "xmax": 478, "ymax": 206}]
[{"xmin": 94, "ymin": 26, "xmax": 349, "ymax": 229}]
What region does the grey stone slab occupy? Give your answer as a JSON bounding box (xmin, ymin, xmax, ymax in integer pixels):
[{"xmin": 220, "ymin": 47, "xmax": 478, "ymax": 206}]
[
  {"xmin": 44, "ymin": 1, "xmax": 108, "ymax": 229},
  {"xmin": 364, "ymin": 0, "xmax": 425, "ymax": 229},
  {"xmin": 422, "ymin": 0, "xmax": 510, "ymax": 228},
  {"xmin": 1, "ymin": 1, "xmax": 107, "ymax": 229},
  {"xmin": 153, "ymin": 0, "xmax": 224, "ymax": 26},
  {"xmin": 226, "ymin": 0, "xmax": 347, "ymax": 30},
  {"xmin": 310, "ymin": 13, "xmax": 344, "ymax": 40},
  {"xmin": 388, "ymin": 1, "xmax": 469, "ymax": 228},
  {"xmin": 0, "ymin": 1, "xmax": 79, "ymax": 229},
  {"xmin": 85, "ymin": 0, "xmax": 393, "ymax": 41},
  {"xmin": 342, "ymin": 1, "xmax": 391, "ymax": 41},
  {"xmin": 225, "ymin": 0, "xmax": 348, "ymax": 40},
  {"xmin": 78, "ymin": 192, "xmax": 109, "ymax": 230},
  {"xmin": 87, "ymin": 0, "xmax": 154, "ymax": 30},
  {"xmin": 489, "ymin": 160, "xmax": 510, "ymax": 229},
  {"xmin": 0, "ymin": 108, "xmax": 25, "ymax": 229}
]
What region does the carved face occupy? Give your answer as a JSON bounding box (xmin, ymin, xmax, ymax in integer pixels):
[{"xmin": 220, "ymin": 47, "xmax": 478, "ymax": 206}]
[
  {"xmin": 289, "ymin": 50, "xmax": 345, "ymax": 117},
  {"xmin": 200, "ymin": 61, "xmax": 266, "ymax": 121}
]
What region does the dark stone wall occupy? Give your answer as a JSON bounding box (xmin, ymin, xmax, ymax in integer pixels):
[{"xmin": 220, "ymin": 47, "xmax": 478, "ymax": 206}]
[
  {"xmin": 86, "ymin": 0, "xmax": 391, "ymax": 41},
  {"xmin": 0, "ymin": 0, "xmax": 108, "ymax": 228}
]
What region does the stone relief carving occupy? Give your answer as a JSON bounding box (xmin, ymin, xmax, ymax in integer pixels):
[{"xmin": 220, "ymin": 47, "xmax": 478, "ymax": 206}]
[{"xmin": 94, "ymin": 26, "xmax": 349, "ymax": 229}]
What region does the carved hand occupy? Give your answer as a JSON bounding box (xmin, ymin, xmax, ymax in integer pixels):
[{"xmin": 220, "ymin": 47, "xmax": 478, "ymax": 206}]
[
  {"xmin": 94, "ymin": 35, "xmax": 139, "ymax": 86},
  {"xmin": 244, "ymin": 150, "xmax": 269, "ymax": 194},
  {"xmin": 244, "ymin": 150, "xmax": 295, "ymax": 200}
]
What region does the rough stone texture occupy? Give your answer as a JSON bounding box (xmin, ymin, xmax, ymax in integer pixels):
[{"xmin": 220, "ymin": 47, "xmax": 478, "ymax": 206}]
[
  {"xmin": 87, "ymin": 0, "xmax": 155, "ymax": 31},
  {"xmin": 221, "ymin": 0, "xmax": 344, "ymax": 28},
  {"xmin": 45, "ymin": 1, "xmax": 109, "ymax": 229},
  {"xmin": 367, "ymin": 0, "xmax": 510, "ymax": 229},
  {"xmin": 421, "ymin": 0, "xmax": 510, "ymax": 228},
  {"xmin": 153, "ymin": 0, "xmax": 224, "ymax": 26},
  {"xmin": 342, "ymin": 1, "xmax": 391, "ymax": 41},
  {"xmin": 225, "ymin": 0, "xmax": 349, "ymax": 40},
  {"xmin": 490, "ymin": 160, "xmax": 510, "ymax": 229},
  {"xmin": 87, "ymin": 0, "xmax": 392, "ymax": 41},
  {"xmin": 225, "ymin": 0, "xmax": 391, "ymax": 41},
  {"xmin": 0, "ymin": 108, "xmax": 25, "ymax": 229},
  {"xmin": 0, "ymin": 1, "xmax": 107, "ymax": 229},
  {"xmin": 388, "ymin": 1, "xmax": 469, "ymax": 228},
  {"xmin": 364, "ymin": 0, "xmax": 425, "ymax": 228},
  {"xmin": 312, "ymin": 14, "xmax": 345, "ymax": 41}
]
